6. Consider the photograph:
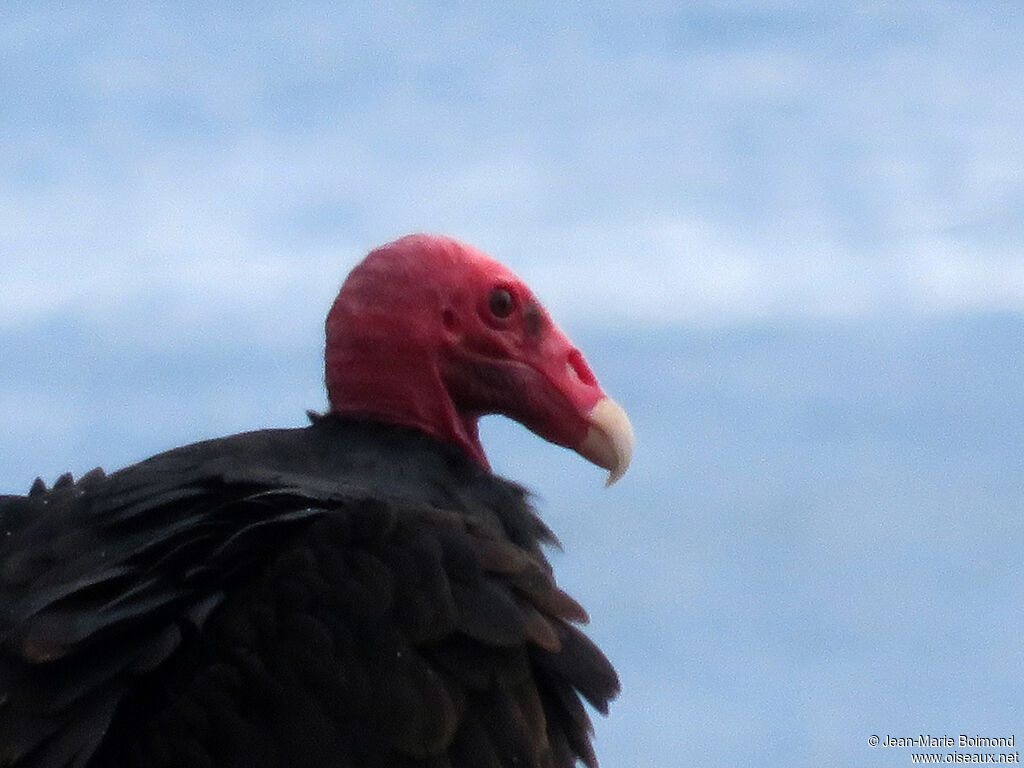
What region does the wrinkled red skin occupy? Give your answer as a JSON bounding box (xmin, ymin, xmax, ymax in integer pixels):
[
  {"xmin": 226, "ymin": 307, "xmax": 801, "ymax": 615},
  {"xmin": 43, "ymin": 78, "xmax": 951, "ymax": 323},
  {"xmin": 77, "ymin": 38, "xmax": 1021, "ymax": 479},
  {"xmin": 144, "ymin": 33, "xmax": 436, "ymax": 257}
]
[{"xmin": 325, "ymin": 234, "xmax": 606, "ymax": 469}]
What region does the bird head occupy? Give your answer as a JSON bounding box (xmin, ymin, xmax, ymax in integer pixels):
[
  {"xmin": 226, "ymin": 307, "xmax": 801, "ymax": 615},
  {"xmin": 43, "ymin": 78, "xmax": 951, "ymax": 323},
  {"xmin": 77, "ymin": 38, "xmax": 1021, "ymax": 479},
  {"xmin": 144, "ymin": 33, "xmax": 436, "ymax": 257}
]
[{"xmin": 325, "ymin": 234, "xmax": 633, "ymax": 485}]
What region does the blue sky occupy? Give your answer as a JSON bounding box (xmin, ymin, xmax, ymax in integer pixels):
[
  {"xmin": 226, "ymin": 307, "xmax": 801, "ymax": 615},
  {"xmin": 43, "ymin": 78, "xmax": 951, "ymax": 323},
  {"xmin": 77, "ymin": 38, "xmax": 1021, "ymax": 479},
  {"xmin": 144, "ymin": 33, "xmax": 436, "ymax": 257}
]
[
  {"xmin": 4, "ymin": 1, "xmax": 1024, "ymax": 333},
  {"xmin": 2, "ymin": 3, "xmax": 1023, "ymax": 766}
]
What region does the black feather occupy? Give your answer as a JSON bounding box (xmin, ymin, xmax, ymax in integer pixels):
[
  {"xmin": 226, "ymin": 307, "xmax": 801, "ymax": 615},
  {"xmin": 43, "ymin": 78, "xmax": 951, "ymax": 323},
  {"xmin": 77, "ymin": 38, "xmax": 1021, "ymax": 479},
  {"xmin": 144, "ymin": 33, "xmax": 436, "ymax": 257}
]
[{"xmin": 0, "ymin": 416, "xmax": 617, "ymax": 768}]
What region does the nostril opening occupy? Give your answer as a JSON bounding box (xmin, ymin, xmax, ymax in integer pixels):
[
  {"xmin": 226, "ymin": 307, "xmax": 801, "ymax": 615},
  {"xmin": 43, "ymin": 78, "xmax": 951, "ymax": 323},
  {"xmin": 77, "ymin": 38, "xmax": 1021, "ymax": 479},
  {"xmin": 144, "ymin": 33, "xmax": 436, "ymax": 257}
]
[
  {"xmin": 442, "ymin": 308, "xmax": 458, "ymax": 331},
  {"xmin": 567, "ymin": 348, "xmax": 597, "ymax": 386}
]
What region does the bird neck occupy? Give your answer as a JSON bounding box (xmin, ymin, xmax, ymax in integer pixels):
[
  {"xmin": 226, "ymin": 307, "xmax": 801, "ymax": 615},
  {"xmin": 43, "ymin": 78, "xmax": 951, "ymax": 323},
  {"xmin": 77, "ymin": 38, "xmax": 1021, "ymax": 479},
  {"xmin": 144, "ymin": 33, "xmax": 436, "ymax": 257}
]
[{"xmin": 325, "ymin": 345, "xmax": 489, "ymax": 470}]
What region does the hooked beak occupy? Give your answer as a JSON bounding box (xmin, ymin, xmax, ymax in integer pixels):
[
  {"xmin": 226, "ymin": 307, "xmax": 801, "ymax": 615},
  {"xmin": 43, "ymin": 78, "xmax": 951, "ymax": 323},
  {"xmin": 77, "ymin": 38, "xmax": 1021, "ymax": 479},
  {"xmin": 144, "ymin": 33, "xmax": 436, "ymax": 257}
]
[{"xmin": 577, "ymin": 396, "xmax": 634, "ymax": 486}]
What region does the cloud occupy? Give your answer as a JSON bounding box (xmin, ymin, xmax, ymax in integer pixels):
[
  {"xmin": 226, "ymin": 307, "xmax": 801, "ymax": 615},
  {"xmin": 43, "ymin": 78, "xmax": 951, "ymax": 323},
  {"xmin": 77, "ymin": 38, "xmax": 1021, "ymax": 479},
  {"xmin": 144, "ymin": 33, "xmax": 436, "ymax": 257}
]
[{"xmin": 2, "ymin": 1, "xmax": 1023, "ymax": 341}]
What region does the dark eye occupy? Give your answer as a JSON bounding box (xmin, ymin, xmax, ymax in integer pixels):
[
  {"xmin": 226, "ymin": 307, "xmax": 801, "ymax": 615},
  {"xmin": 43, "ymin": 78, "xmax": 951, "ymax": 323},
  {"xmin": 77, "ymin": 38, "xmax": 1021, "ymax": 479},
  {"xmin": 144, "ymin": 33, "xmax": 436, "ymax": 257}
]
[{"xmin": 489, "ymin": 287, "xmax": 514, "ymax": 319}]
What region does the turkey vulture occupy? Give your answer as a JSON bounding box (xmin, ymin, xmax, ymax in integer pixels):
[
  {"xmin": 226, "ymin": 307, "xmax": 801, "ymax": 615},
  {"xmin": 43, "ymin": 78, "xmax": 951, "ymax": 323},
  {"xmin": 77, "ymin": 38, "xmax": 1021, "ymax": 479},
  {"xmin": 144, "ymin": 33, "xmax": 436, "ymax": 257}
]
[{"xmin": 0, "ymin": 234, "xmax": 633, "ymax": 768}]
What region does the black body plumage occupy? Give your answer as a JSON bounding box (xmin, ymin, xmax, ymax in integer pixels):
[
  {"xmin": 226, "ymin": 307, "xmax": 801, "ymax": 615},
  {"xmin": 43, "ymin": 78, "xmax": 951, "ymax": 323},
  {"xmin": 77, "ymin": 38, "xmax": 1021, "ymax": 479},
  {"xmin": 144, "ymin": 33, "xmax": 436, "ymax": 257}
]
[{"xmin": 0, "ymin": 415, "xmax": 618, "ymax": 768}]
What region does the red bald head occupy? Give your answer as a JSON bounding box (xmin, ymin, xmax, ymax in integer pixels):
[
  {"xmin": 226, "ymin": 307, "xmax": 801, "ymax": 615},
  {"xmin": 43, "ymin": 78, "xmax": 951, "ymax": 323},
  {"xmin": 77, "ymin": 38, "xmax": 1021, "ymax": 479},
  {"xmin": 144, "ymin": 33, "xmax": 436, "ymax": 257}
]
[{"xmin": 325, "ymin": 234, "xmax": 632, "ymax": 483}]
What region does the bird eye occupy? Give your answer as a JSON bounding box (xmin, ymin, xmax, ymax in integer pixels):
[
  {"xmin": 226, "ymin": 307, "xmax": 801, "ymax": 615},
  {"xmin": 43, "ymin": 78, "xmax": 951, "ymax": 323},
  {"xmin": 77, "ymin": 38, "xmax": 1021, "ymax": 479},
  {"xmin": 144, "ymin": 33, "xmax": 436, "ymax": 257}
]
[{"xmin": 489, "ymin": 287, "xmax": 514, "ymax": 319}]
